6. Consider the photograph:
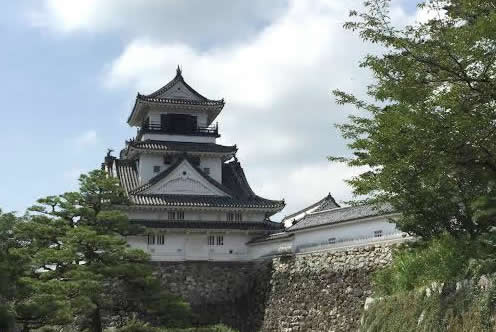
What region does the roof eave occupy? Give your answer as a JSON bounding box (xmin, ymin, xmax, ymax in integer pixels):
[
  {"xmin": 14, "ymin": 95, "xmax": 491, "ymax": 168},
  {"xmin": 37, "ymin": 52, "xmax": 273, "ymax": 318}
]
[{"xmin": 127, "ymin": 97, "xmax": 225, "ymax": 127}]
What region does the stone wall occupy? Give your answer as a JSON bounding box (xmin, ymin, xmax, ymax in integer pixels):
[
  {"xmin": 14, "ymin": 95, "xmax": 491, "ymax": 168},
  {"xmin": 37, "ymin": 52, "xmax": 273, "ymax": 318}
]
[
  {"xmin": 154, "ymin": 244, "xmax": 393, "ymax": 332},
  {"xmin": 261, "ymin": 245, "xmax": 392, "ymax": 332},
  {"xmin": 154, "ymin": 261, "xmax": 272, "ymax": 332}
]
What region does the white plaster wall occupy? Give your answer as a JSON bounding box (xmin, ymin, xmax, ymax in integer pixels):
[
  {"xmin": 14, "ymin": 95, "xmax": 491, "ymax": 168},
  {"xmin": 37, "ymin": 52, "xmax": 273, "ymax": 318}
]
[
  {"xmin": 292, "ymin": 216, "xmax": 399, "ymax": 250},
  {"xmin": 248, "ymin": 238, "xmax": 294, "ymax": 259},
  {"xmin": 138, "ymin": 154, "xmax": 168, "ymax": 183},
  {"xmin": 200, "ymin": 156, "xmax": 222, "ymax": 183},
  {"xmin": 126, "ymin": 231, "xmax": 253, "ymax": 261}
]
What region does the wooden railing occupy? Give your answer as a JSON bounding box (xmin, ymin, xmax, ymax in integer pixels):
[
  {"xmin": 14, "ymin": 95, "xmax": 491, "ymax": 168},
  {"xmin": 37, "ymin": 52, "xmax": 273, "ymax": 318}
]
[{"xmin": 137, "ymin": 122, "xmax": 219, "ymax": 139}]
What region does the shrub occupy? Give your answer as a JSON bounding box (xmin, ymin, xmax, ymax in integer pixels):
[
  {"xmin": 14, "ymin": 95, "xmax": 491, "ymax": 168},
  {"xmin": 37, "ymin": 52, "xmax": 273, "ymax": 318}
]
[
  {"xmin": 361, "ymin": 278, "xmax": 496, "ymax": 332},
  {"xmin": 374, "ymin": 233, "xmax": 496, "ymax": 295}
]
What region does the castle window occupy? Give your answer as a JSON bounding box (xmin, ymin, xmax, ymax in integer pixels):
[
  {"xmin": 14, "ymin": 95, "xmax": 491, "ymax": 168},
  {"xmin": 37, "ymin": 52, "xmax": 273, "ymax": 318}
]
[
  {"xmin": 374, "ymin": 230, "xmax": 383, "ymax": 238},
  {"xmin": 164, "ymin": 155, "xmax": 173, "ymax": 164},
  {"xmin": 227, "ymin": 212, "xmax": 242, "ymax": 222},
  {"xmin": 153, "ymin": 166, "xmax": 161, "ymax": 173},
  {"xmin": 147, "ymin": 234, "xmax": 155, "ymax": 245},
  {"xmin": 157, "ymin": 234, "xmax": 165, "ymax": 245},
  {"xmin": 168, "ymin": 211, "xmax": 185, "ymax": 220},
  {"xmin": 203, "ymin": 168, "xmax": 210, "ymax": 175},
  {"xmin": 208, "ymin": 235, "xmax": 223, "ymax": 246},
  {"xmin": 328, "ymin": 237, "xmax": 336, "ymax": 244}
]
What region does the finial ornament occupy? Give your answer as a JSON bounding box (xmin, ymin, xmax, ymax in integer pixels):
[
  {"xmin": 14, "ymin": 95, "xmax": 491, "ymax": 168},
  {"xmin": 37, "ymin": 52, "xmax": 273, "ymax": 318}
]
[
  {"xmin": 176, "ymin": 65, "xmax": 182, "ymax": 76},
  {"xmin": 106, "ymin": 148, "xmax": 114, "ymax": 157}
]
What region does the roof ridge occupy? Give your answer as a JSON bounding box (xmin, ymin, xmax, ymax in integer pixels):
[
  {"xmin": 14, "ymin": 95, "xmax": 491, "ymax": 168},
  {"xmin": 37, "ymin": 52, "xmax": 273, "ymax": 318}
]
[{"xmin": 142, "ymin": 68, "xmax": 214, "ymax": 102}]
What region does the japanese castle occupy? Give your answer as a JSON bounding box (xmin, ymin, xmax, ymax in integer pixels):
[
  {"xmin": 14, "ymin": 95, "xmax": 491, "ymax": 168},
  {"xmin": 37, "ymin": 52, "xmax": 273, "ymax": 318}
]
[
  {"xmin": 104, "ymin": 67, "xmax": 405, "ymax": 261},
  {"xmin": 103, "ymin": 67, "xmax": 286, "ymax": 261}
]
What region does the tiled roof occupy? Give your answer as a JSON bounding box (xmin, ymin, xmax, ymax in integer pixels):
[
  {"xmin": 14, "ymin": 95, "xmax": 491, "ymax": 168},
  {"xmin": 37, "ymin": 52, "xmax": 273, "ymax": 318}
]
[
  {"xmin": 287, "ymin": 204, "xmax": 394, "ymax": 232},
  {"xmin": 282, "ymin": 193, "xmax": 340, "ymax": 224},
  {"xmin": 127, "ymin": 140, "xmax": 237, "ymax": 154},
  {"xmin": 136, "ymin": 94, "xmax": 224, "ymax": 106},
  {"xmin": 313, "ymin": 194, "xmax": 340, "ymax": 212},
  {"xmin": 145, "ymin": 66, "xmax": 222, "ymax": 103},
  {"xmin": 131, "ymin": 219, "xmax": 284, "ymax": 230},
  {"xmin": 114, "ymin": 159, "xmax": 139, "ymax": 193},
  {"xmin": 247, "ymin": 232, "xmax": 294, "ymax": 244},
  {"xmin": 128, "ymin": 67, "xmax": 224, "ymax": 125},
  {"xmin": 113, "ymin": 158, "xmax": 285, "ymax": 211},
  {"xmin": 129, "ymin": 194, "xmax": 284, "ymax": 209}
]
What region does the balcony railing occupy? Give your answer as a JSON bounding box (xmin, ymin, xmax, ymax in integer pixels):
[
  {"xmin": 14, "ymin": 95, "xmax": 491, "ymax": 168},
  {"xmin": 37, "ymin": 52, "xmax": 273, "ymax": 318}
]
[{"xmin": 137, "ymin": 122, "xmax": 219, "ymax": 139}]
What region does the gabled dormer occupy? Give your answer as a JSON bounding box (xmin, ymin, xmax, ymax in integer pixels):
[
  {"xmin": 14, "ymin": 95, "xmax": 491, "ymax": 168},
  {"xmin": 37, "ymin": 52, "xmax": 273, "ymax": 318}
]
[{"xmin": 128, "ymin": 66, "xmax": 225, "ymax": 144}]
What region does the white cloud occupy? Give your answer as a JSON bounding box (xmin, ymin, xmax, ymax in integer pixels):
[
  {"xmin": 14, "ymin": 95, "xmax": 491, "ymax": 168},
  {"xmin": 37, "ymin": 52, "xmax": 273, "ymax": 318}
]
[
  {"xmin": 75, "ymin": 130, "xmax": 98, "ymax": 146},
  {"xmin": 30, "ymin": 0, "xmax": 416, "ymax": 220},
  {"xmin": 27, "ymin": 0, "xmax": 287, "ymax": 46}
]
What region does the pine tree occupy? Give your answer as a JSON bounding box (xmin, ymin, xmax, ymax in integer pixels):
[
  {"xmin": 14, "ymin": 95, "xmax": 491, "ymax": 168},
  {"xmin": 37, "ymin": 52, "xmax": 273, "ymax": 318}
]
[
  {"xmin": 13, "ymin": 170, "xmax": 190, "ymax": 331},
  {"xmin": 0, "ymin": 210, "xmax": 27, "ymax": 330}
]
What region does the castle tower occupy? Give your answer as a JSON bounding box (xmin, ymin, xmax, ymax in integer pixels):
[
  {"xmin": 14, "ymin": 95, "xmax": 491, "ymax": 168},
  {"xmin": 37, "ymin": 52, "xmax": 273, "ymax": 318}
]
[{"xmin": 105, "ymin": 67, "xmax": 285, "ymax": 261}]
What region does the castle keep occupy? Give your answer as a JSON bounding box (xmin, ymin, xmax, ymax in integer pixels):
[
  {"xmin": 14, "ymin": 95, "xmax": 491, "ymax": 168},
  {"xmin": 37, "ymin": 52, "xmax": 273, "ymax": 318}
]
[{"xmin": 103, "ymin": 67, "xmax": 285, "ymax": 262}]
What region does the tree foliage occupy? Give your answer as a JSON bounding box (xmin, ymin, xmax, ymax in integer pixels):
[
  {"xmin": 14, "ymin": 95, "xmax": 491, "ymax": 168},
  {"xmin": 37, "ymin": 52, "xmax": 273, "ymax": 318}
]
[
  {"xmin": 7, "ymin": 170, "xmax": 190, "ymax": 331},
  {"xmin": 332, "ymin": 0, "xmax": 496, "ymax": 238},
  {"xmin": 0, "ymin": 210, "xmax": 28, "ymax": 330}
]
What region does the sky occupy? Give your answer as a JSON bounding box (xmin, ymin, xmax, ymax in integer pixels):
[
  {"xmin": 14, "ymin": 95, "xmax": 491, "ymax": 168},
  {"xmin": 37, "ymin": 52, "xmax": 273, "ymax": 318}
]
[{"xmin": 0, "ymin": 0, "xmax": 421, "ymax": 220}]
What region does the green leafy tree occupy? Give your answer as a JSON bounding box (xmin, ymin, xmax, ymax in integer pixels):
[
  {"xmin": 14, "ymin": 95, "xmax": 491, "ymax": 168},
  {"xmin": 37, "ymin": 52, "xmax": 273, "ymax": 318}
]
[
  {"xmin": 332, "ymin": 0, "xmax": 496, "ymax": 238},
  {"xmin": 13, "ymin": 170, "xmax": 190, "ymax": 331}
]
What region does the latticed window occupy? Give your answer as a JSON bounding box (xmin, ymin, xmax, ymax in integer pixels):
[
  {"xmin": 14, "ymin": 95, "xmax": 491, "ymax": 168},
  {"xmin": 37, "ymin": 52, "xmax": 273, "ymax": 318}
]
[
  {"xmin": 227, "ymin": 212, "xmax": 242, "ymax": 221},
  {"xmin": 208, "ymin": 235, "xmax": 215, "ymax": 246},
  {"xmin": 157, "ymin": 234, "xmax": 165, "ymax": 245},
  {"xmin": 147, "ymin": 234, "xmax": 155, "ymax": 245},
  {"xmin": 328, "ymin": 237, "xmax": 336, "ymax": 244},
  {"xmin": 216, "ymin": 236, "xmax": 224, "ymax": 246},
  {"xmin": 374, "ymin": 230, "xmax": 383, "ymax": 238},
  {"xmin": 168, "ymin": 211, "xmax": 185, "ymax": 220}
]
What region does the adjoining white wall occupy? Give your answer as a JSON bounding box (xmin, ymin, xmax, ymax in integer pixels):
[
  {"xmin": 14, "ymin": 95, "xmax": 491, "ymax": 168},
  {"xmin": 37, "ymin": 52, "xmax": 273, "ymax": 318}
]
[
  {"xmin": 127, "ymin": 231, "xmax": 253, "ymax": 261},
  {"xmin": 293, "ymin": 216, "xmax": 399, "ymax": 251},
  {"xmin": 247, "ymin": 215, "xmax": 404, "ymax": 260},
  {"xmin": 247, "ymin": 237, "xmax": 293, "ymax": 259}
]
